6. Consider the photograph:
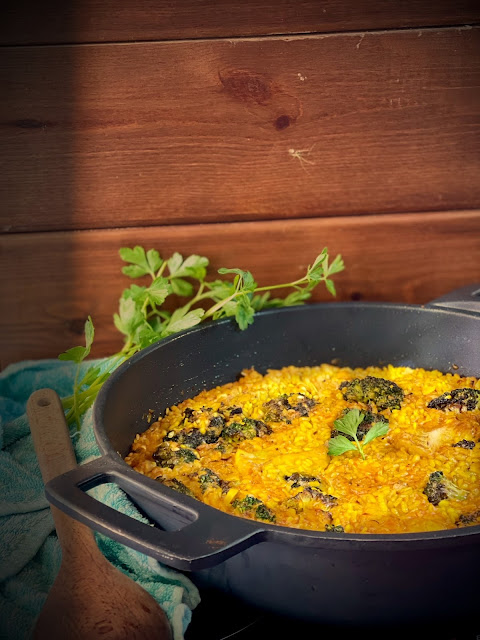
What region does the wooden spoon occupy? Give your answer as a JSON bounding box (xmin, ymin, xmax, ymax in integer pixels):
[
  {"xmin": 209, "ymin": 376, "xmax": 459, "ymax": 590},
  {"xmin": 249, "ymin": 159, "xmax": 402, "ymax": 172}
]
[{"xmin": 27, "ymin": 387, "xmax": 172, "ymax": 640}]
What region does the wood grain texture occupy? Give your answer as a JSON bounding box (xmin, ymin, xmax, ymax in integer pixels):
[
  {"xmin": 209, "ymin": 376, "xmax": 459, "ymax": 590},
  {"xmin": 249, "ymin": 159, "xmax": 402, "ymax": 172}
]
[
  {"xmin": 2, "ymin": 0, "xmax": 479, "ymax": 45},
  {"xmin": 2, "ymin": 27, "xmax": 480, "ymax": 234},
  {"xmin": 1, "ymin": 210, "xmax": 479, "ymax": 366}
]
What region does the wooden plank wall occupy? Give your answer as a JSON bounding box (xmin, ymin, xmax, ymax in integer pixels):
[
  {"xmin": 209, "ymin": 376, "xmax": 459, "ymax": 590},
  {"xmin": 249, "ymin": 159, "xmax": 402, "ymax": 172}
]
[{"xmin": 1, "ymin": 1, "xmax": 480, "ymax": 367}]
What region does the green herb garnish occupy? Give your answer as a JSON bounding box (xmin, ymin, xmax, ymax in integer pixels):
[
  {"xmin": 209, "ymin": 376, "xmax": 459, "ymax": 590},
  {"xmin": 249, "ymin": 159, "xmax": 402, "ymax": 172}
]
[
  {"xmin": 59, "ymin": 247, "xmax": 344, "ymax": 429},
  {"xmin": 328, "ymin": 409, "xmax": 389, "ymax": 460}
]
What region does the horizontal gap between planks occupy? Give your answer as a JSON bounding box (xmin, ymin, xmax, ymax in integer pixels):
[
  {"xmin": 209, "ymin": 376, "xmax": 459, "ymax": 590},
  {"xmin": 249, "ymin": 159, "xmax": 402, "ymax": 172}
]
[
  {"xmin": 0, "ymin": 23, "xmax": 477, "ymax": 49},
  {"xmin": 3, "ymin": 208, "xmax": 479, "ymax": 238}
]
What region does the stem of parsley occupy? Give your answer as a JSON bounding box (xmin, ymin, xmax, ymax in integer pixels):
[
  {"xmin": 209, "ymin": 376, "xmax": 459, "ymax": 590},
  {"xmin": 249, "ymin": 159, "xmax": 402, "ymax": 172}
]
[{"xmin": 59, "ymin": 247, "xmax": 344, "ymax": 430}]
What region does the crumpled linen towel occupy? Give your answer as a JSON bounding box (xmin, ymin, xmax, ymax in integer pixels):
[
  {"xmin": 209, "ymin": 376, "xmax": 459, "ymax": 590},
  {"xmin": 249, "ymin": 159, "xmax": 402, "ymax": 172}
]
[{"xmin": 0, "ymin": 359, "xmax": 200, "ymax": 640}]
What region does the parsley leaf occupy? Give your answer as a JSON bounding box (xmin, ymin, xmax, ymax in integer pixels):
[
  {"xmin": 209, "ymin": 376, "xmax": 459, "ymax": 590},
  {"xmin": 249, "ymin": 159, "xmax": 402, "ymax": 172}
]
[
  {"xmin": 120, "ymin": 246, "xmax": 163, "ymax": 279},
  {"xmin": 58, "ymin": 316, "xmax": 94, "ymax": 364},
  {"xmin": 168, "ymin": 253, "xmax": 209, "ymax": 280},
  {"xmin": 333, "ymin": 408, "xmax": 363, "ymax": 438},
  {"xmin": 328, "ymin": 435, "xmax": 358, "ymax": 456},
  {"xmin": 362, "ymin": 420, "xmax": 389, "ymax": 445},
  {"xmin": 328, "ymin": 409, "xmax": 389, "ymax": 459},
  {"xmin": 113, "ymin": 297, "xmax": 144, "ymax": 337},
  {"xmin": 161, "ymin": 308, "xmax": 205, "ymax": 337}
]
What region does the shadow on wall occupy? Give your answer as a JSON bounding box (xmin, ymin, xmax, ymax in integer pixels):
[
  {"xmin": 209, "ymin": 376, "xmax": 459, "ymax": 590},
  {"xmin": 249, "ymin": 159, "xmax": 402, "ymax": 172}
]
[{"xmin": 1, "ymin": 2, "xmax": 76, "ymax": 366}]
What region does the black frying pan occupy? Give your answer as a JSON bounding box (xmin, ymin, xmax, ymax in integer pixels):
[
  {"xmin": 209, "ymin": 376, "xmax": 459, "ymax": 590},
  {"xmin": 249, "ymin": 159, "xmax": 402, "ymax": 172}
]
[{"xmin": 46, "ymin": 284, "xmax": 480, "ymax": 626}]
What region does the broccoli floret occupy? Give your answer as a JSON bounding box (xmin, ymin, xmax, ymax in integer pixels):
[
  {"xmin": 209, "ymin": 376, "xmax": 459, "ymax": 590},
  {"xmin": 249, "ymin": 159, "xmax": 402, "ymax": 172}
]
[
  {"xmin": 263, "ymin": 394, "xmax": 291, "ymax": 421},
  {"xmin": 286, "ymin": 487, "xmax": 338, "ymax": 511},
  {"xmin": 164, "ymin": 427, "xmax": 205, "ymax": 448},
  {"xmin": 252, "ymin": 418, "xmax": 273, "ymax": 437},
  {"xmin": 331, "ymin": 409, "xmax": 388, "ymax": 442},
  {"xmin": 221, "ymin": 418, "xmax": 272, "ymax": 443},
  {"xmin": 183, "ymin": 407, "xmax": 196, "ymax": 421},
  {"xmin": 325, "ymin": 524, "xmax": 345, "ymax": 533},
  {"xmin": 255, "ymin": 504, "xmax": 276, "ymax": 523},
  {"xmin": 152, "ymin": 443, "xmax": 176, "ymax": 467},
  {"xmin": 231, "ymin": 495, "xmax": 262, "ymax": 513},
  {"xmin": 423, "ymin": 471, "xmax": 468, "ymax": 506},
  {"xmin": 456, "ymin": 509, "xmax": 480, "ymax": 527},
  {"xmin": 452, "ymin": 439, "xmax": 476, "ymax": 450},
  {"xmin": 181, "ymin": 406, "xmax": 214, "ymax": 423},
  {"xmin": 161, "ymin": 478, "xmax": 195, "ymax": 498},
  {"xmin": 221, "ymin": 421, "xmax": 256, "ymax": 443},
  {"xmin": 164, "ymin": 412, "xmax": 226, "ymax": 448},
  {"xmin": 214, "ymin": 441, "xmax": 233, "ymax": 455},
  {"xmin": 288, "ymin": 393, "xmax": 317, "ymax": 417},
  {"xmin": 427, "ymin": 388, "xmax": 480, "ymax": 412},
  {"xmin": 339, "ymin": 376, "xmax": 404, "ymax": 411},
  {"xmin": 204, "ymin": 415, "xmax": 225, "ymax": 444},
  {"xmin": 231, "ymin": 495, "xmax": 276, "ymax": 522},
  {"xmin": 176, "ymin": 448, "xmax": 199, "ymax": 464},
  {"xmin": 209, "ymin": 415, "xmax": 225, "ymax": 427},
  {"xmin": 263, "ymin": 393, "xmax": 316, "ymax": 422},
  {"xmin": 284, "ymin": 472, "xmax": 323, "ymax": 490},
  {"xmin": 198, "ymin": 468, "xmax": 229, "ymax": 493},
  {"xmin": 284, "ymin": 474, "xmax": 338, "ymax": 508},
  {"xmin": 182, "ymin": 429, "xmax": 206, "ymax": 448},
  {"xmin": 153, "ymin": 443, "xmax": 198, "ymax": 468}
]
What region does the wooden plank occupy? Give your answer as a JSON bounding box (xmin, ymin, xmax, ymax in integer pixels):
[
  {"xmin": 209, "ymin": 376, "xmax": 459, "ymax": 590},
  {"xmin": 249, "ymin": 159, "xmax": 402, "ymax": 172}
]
[
  {"xmin": 2, "ymin": 28, "xmax": 480, "ymax": 234},
  {"xmin": 2, "ymin": 0, "xmax": 479, "ymax": 45},
  {"xmin": 1, "ymin": 210, "xmax": 479, "ymax": 366}
]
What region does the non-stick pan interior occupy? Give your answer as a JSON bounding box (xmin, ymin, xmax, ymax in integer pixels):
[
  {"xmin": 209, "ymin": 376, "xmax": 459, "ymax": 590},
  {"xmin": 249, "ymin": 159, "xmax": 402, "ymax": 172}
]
[{"xmin": 95, "ymin": 302, "xmax": 480, "ymax": 457}]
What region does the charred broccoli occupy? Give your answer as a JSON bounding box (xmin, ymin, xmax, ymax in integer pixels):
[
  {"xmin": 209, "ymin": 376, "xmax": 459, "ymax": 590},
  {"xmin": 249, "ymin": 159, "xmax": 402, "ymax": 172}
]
[
  {"xmin": 153, "ymin": 443, "xmax": 198, "ymax": 468},
  {"xmin": 254, "ymin": 504, "xmax": 276, "ymax": 523},
  {"xmin": 231, "ymin": 495, "xmax": 262, "ymax": 512},
  {"xmin": 231, "ymin": 495, "xmax": 276, "ymax": 522},
  {"xmin": 284, "ymin": 473, "xmax": 337, "ymax": 508},
  {"xmin": 286, "ymin": 486, "xmax": 338, "ymax": 511},
  {"xmin": 204, "ymin": 415, "xmax": 226, "ymax": 444},
  {"xmin": 284, "ymin": 472, "xmax": 323, "ymax": 490},
  {"xmin": 183, "ymin": 407, "xmax": 196, "ymax": 421},
  {"xmin": 285, "ymin": 473, "xmax": 337, "ymax": 507},
  {"xmin": 456, "ymin": 509, "xmax": 480, "ymax": 527},
  {"xmin": 325, "ymin": 524, "xmax": 345, "ymax": 532},
  {"xmin": 452, "ymin": 439, "xmax": 476, "ymax": 450},
  {"xmin": 427, "ymin": 388, "xmax": 480, "ymax": 412},
  {"xmin": 164, "ymin": 409, "xmax": 226, "ymax": 448},
  {"xmin": 160, "ymin": 478, "xmax": 195, "ymax": 498},
  {"xmin": 423, "ymin": 471, "xmax": 468, "ymax": 506},
  {"xmin": 263, "ymin": 393, "xmax": 316, "ymax": 422},
  {"xmin": 339, "ymin": 376, "xmax": 404, "ymax": 411},
  {"xmin": 164, "ymin": 427, "xmax": 205, "ymax": 448},
  {"xmin": 227, "ymin": 406, "xmax": 243, "ymax": 416},
  {"xmin": 221, "ymin": 418, "xmax": 272, "ymax": 443},
  {"xmin": 198, "ymin": 468, "xmax": 229, "ymax": 493}
]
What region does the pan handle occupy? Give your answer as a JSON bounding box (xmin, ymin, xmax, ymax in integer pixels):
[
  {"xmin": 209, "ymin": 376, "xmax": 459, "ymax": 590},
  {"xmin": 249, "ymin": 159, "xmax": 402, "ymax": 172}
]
[
  {"xmin": 45, "ymin": 455, "xmax": 265, "ymax": 571},
  {"xmin": 427, "ymin": 283, "xmax": 480, "ymax": 314}
]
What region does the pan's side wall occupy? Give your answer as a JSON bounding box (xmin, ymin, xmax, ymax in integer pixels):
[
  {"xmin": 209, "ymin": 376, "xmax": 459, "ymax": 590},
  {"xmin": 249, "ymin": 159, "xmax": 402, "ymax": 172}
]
[
  {"xmin": 1, "ymin": 3, "xmax": 480, "ymax": 367},
  {"xmin": 190, "ymin": 537, "xmax": 480, "ymax": 624}
]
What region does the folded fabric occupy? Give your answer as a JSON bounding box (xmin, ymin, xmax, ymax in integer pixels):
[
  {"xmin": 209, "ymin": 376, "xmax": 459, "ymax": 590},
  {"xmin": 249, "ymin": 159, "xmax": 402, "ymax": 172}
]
[{"xmin": 0, "ymin": 359, "xmax": 200, "ymax": 640}]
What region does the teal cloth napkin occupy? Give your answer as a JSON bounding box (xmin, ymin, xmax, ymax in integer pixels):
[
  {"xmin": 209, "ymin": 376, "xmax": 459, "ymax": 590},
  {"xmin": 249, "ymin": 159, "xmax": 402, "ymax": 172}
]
[{"xmin": 0, "ymin": 359, "xmax": 200, "ymax": 640}]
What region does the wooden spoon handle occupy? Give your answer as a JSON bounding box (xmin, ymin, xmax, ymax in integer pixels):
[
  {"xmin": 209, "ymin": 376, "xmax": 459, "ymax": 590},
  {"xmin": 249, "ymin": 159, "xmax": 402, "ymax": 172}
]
[
  {"xmin": 27, "ymin": 388, "xmax": 98, "ymax": 557},
  {"xmin": 28, "ymin": 391, "xmax": 173, "ymax": 640},
  {"xmin": 27, "ymin": 388, "xmax": 78, "ymax": 483}
]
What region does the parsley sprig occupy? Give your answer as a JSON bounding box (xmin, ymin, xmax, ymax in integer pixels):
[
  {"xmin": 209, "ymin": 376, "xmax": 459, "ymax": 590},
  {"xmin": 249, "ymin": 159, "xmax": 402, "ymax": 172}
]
[
  {"xmin": 328, "ymin": 409, "xmax": 389, "ymax": 460},
  {"xmin": 59, "ymin": 247, "xmax": 344, "ymax": 430}
]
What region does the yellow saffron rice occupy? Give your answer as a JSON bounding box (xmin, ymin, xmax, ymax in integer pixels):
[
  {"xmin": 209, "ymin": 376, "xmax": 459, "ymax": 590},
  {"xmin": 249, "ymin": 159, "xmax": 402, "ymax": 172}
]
[{"xmin": 125, "ymin": 364, "xmax": 480, "ymax": 534}]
